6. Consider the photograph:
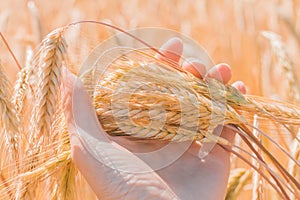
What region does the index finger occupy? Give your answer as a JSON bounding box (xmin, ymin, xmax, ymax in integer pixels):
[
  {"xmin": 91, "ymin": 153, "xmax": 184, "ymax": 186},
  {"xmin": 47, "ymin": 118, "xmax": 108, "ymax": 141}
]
[{"xmin": 155, "ymin": 37, "xmax": 183, "ymax": 63}]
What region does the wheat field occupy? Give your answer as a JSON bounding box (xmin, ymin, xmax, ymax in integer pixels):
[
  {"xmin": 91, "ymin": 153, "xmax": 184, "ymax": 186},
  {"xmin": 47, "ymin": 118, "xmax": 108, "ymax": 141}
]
[{"xmin": 0, "ymin": 0, "xmax": 300, "ymax": 199}]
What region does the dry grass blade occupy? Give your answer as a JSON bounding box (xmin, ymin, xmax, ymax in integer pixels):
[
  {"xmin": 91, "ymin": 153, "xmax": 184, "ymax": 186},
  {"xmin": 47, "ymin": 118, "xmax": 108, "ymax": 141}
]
[{"xmin": 225, "ymin": 168, "xmax": 252, "ymax": 200}]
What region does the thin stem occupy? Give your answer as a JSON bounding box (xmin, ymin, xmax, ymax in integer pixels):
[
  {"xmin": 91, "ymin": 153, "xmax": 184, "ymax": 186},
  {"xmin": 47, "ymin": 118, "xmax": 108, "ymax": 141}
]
[
  {"xmin": 235, "ymin": 124, "xmax": 300, "ymax": 191},
  {"xmin": 220, "ymin": 144, "xmax": 287, "ymax": 200},
  {"xmin": 0, "ymin": 32, "xmax": 22, "ymax": 70},
  {"xmin": 67, "ymin": 20, "xmax": 185, "ymax": 73}
]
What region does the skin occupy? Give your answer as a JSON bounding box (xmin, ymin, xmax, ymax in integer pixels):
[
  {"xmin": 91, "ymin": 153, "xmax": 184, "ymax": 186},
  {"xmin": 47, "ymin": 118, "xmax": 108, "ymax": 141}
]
[{"xmin": 62, "ymin": 37, "xmax": 246, "ymax": 200}]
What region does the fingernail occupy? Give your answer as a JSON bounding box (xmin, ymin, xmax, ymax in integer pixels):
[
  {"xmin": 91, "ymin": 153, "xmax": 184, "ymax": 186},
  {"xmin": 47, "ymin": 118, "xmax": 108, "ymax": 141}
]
[
  {"xmin": 160, "ymin": 37, "xmax": 183, "ymax": 50},
  {"xmin": 182, "ymin": 58, "xmax": 207, "ymax": 78},
  {"xmin": 157, "ymin": 37, "xmax": 183, "ymax": 62},
  {"xmin": 232, "ymin": 81, "xmax": 247, "ymax": 94},
  {"xmin": 208, "ymin": 63, "xmax": 232, "ymax": 83}
]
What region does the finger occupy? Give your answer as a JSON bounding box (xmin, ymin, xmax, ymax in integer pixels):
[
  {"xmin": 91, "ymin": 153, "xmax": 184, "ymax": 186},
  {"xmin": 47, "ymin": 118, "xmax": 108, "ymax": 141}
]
[
  {"xmin": 219, "ymin": 81, "xmax": 246, "ymax": 142},
  {"xmin": 182, "ymin": 58, "xmax": 207, "ymax": 79},
  {"xmin": 218, "ymin": 81, "xmax": 247, "ymax": 144},
  {"xmin": 232, "ymin": 81, "xmax": 247, "ymax": 94},
  {"xmin": 219, "ymin": 126, "xmax": 236, "ymax": 144},
  {"xmin": 61, "ymin": 67, "xmax": 76, "ymax": 122},
  {"xmin": 207, "ymin": 63, "xmax": 232, "ymax": 84},
  {"xmin": 156, "ymin": 37, "xmax": 183, "ymax": 63},
  {"xmin": 198, "ymin": 126, "xmax": 235, "ymax": 162},
  {"xmin": 61, "ymin": 67, "xmax": 106, "ymax": 139}
]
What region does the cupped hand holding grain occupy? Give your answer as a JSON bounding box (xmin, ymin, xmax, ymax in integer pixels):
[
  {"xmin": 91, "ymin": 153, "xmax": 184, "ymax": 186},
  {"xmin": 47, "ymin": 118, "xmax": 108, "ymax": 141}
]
[{"xmin": 62, "ymin": 38, "xmax": 246, "ymax": 200}]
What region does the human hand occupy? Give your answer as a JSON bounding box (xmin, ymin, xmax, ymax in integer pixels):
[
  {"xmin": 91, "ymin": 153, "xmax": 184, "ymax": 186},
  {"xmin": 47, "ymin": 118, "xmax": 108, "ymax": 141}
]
[{"xmin": 62, "ymin": 37, "xmax": 246, "ymax": 200}]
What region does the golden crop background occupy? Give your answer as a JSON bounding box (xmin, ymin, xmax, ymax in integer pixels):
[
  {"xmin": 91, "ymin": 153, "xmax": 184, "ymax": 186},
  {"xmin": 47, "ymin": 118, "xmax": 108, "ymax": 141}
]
[
  {"xmin": 0, "ymin": 0, "xmax": 299, "ymax": 199},
  {"xmin": 1, "ymin": 0, "xmax": 300, "ymax": 96}
]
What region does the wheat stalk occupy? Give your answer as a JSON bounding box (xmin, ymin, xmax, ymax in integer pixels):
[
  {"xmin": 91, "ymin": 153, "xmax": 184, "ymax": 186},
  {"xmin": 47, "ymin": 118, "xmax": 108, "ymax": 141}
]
[
  {"xmin": 0, "ymin": 62, "xmax": 20, "ymax": 199},
  {"xmin": 30, "ymin": 27, "xmax": 67, "ymax": 143},
  {"xmin": 13, "ymin": 66, "xmax": 29, "ymax": 116},
  {"xmin": 225, "ymin": 168, "xmax": 252, "ymax": 200},
  {"xmin": 261, "ymin": 31, "xmax": 300, "ymax": 103},
  {"xmin": 91, "ymin": 52, "xmax": 300, "ymax": 199},
  {"xmin": 50, "ymin": 96, "xmax": 76, "ymax": 200},
  {"xmin": 0, "ymin": 62, "xmax": 20, "ymax": 167},
  {"xmin": 12, "ymin": 46, "xmax": 33, "ymax": 118},
  {"xmin": 252, "ymin": 115, "xmax": 265, "ymax": 200},
  {"xmin": 18, "ymin": 150, "xmax": 71, "ymax": 182},
  {"xmin": 10, "ymin": 150, "xmax": 71, "ymax": 200},
  {"xmin": 27, "ymin": 0, "xmax": 42, "ymax": 43},
  {"xmin": 93, "ymin": 54, "xmax": 300, "ymax": 141},
  {"xmin": 5, "ymin": 23, "xmax": 297, "ymax": 199},
  {"xmin": 56, "ymin": 159, "xmax": 76, "ymax": 200},
  {"xmin": 12, "ymin": 28, "xmax": 68, "ymax": 200},
  {"xmin": 1, "ymin": 17, "xmax": 300, "ymax": 199},
  {"xmin": 288, "ymin": 134, "xmax": 300, "ymax": 199}
]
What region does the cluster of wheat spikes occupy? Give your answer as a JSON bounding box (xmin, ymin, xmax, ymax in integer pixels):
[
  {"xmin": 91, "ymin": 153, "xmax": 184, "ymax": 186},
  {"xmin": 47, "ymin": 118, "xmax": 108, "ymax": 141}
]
[{"xmin": 0, "ymin": 21, "xmax": 299, "ymax": 200}]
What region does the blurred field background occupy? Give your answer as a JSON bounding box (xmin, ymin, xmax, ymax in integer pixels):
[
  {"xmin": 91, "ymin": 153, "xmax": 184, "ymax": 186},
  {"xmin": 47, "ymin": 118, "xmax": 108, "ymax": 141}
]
[
  {"xmin": 0, "ymin": 0, "xmax": 299, "ymax": 199},
  {"xmin": 1, "ymin": 0, "xmax": 300, "ymax": 96}
]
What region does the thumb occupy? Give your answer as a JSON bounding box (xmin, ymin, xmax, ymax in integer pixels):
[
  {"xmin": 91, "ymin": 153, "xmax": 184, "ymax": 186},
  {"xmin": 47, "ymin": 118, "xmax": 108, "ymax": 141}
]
[{"xmin": 61, "ymin": 67, "xmax": 108, "ymax": 140}]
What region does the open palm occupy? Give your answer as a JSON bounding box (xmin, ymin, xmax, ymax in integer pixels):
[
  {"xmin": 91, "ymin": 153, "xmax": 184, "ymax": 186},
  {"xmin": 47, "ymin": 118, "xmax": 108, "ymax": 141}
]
[{"xmin": 62, "ymin": 38, "xmax": 246, "ymax": 200}]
